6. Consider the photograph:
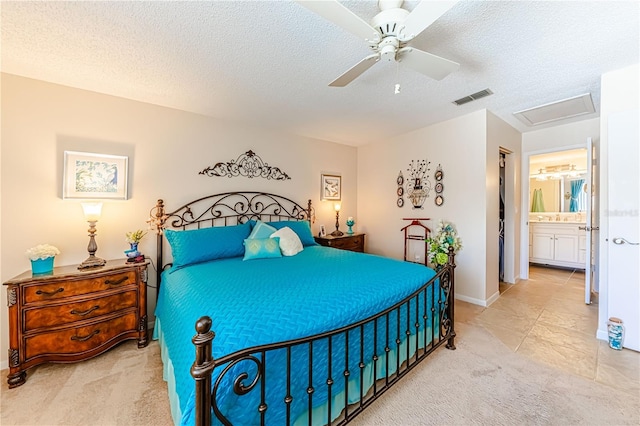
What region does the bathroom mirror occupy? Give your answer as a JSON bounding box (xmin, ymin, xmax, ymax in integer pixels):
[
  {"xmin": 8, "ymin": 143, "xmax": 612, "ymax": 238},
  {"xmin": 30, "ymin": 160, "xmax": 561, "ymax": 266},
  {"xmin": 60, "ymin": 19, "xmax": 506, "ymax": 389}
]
[{"xmin": 530, "ymin": 176, "xmax": 587, "ymax": 213}]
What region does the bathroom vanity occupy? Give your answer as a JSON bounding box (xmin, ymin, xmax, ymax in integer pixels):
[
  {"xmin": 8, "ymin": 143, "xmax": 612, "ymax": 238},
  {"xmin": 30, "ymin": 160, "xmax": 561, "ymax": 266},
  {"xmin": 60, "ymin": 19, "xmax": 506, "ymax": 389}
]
[{"xmin": 529, "ymin": 219, "xmax": 586, "ymax": 269}]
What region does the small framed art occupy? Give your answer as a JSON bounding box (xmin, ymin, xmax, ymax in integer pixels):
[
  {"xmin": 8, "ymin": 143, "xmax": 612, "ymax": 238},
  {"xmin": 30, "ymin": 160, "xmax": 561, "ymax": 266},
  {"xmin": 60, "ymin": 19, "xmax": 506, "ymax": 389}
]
[
  {"xmin": 321, "ymin": 174, "xmax": 341, "ymax": 201},
  {"xmin": 319, "ymin": 225, "xmax": 327, "ymax": 237},
  {"xmin": 63, "ymin": 151, "xmax": 128, "ymax": 199}
]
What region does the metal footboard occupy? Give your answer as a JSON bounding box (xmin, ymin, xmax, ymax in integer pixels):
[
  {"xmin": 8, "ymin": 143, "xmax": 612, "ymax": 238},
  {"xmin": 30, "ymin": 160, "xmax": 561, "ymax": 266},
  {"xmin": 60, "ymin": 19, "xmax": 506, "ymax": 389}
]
[{"xmin": 190, "ymin": 250, "xmax": 456, "ymax": 426}]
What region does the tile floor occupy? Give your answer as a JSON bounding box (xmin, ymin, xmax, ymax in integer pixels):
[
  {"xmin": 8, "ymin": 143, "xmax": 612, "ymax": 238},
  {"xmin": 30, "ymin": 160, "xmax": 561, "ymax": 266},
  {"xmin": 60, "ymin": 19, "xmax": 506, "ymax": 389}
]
[{"xmin": 456, "ymin": 265, "xmax": 639, "ymax": 397}]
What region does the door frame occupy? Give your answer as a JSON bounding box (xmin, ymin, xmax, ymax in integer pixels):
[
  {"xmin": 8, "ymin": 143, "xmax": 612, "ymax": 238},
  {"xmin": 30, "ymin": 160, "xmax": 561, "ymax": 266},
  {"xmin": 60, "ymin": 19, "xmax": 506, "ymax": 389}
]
[{"xmin": 520, "ymin": 143, "xmax": 589, "ymax": 280}]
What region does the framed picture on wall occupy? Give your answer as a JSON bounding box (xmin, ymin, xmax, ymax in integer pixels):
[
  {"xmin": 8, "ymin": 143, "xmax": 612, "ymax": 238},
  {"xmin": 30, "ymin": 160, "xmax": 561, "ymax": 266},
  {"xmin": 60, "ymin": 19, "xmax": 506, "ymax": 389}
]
[
  {"xmin": 63, "ymin": 151, "xmax": 128, "ymax": 199},
  {"xmin": 321, "ymin": 174, "xmax": 341, "ymax": 201}
]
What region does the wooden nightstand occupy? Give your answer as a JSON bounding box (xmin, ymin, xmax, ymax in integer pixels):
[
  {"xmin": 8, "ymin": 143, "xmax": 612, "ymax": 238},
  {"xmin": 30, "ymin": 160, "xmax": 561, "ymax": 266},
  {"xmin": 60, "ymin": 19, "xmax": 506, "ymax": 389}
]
[
  {"xmin": 315, "ymin": 233, "xmax": 365, "ymax": 253},
  {"xmin": 3, "ymin": 259, "xmax": 149, "ymax": 388}
]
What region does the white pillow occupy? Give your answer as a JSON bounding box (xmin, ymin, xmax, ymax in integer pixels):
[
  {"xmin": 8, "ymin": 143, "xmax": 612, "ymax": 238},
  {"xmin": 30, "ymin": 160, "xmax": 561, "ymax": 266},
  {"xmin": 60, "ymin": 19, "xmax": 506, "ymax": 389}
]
[{"xmin": 270, "ymin": 227, "xmax": 303, "ymax": 256}]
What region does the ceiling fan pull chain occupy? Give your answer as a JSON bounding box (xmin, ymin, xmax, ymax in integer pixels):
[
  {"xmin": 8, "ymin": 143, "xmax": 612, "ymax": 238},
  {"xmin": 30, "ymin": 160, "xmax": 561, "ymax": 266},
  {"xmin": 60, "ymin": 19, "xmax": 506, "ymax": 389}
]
[{"xmin": 395, "ymin": 62, "xmax": 401, "ymax": 94}]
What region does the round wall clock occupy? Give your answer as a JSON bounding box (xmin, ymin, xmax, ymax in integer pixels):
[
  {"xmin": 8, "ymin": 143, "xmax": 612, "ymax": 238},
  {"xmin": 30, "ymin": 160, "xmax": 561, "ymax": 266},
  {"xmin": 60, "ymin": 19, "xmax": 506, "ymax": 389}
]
[
  {"xmin": 397, "ymin": 198, "xmax": 404, "ymax": 207},
  {"xmin": 397, "ymin": 187, "xmax": 404, "ymax": 196},
  {"xmin": 434, "ymin": 170, "xmax": 443, "ymax": 181},
  {"xmin": 435, "ymin": 195, "xmax": 444, "ymax": 206},
  {"xmin": 435, "ymin": 182, "xmax": 444, "ymax": 193}
]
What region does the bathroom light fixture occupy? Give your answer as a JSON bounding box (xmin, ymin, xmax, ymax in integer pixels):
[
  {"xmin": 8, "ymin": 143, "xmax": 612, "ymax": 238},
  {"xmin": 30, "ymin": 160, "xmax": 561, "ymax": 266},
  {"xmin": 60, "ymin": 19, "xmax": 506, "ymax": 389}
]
[
  {"xmin": 531, "ymin": 164, "xmax": 586, "ymax": 181},
  {"xmin": 78, "ymin": 202, "xmax": 107, "ymax": 269}
]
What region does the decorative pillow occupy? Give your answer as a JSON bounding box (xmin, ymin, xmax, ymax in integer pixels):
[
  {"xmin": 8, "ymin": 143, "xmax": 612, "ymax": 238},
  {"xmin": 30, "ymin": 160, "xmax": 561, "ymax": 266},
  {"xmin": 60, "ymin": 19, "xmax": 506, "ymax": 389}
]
[
  {"xmin": 267, "ymin": 220, "xmax": 317, "ymax": 246},
  {"xmin": 270, "ymin": 227, "xmax": 303, "ymax": 256},
  {"xmin": 248, "ymin": 220, "xmax": 278, "ymax": 240},
  {"xmin": 243, "ymin": 237, "xmax": 282, "ymax": 261},
  {"xmin": 164, "ymin": 222, "xmax": 251, "ymax": 269}
]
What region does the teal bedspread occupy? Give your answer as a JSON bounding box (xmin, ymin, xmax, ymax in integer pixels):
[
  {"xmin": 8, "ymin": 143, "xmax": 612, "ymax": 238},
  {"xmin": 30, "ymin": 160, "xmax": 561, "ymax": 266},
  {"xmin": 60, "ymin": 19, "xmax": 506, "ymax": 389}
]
[{"xmin": 155, "ymin": 246, "xmax": 438, "ymax": 425}]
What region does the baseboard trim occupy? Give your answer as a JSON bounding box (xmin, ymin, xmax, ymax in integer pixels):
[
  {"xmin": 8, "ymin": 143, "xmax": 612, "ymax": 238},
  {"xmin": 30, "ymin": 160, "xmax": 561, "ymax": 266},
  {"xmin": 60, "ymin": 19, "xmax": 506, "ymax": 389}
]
[
  {"xmin": 456, "ymin": 293, "xmax": 496, "ymax": 307},
  {"xmin": 596, "ymin": 328, "xmax": 608, "ymax": 342},
  {"xmin": 486, "ymin": 290, "xmax": 501, "ymax": 307}
]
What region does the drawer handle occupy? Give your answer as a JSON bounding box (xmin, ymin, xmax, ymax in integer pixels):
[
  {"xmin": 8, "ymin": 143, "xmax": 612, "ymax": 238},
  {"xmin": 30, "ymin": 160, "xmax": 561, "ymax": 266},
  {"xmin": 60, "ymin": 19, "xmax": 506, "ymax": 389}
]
[
  {"xmin": 71, "ymin": 330, "xmax": 100, "ymax": 342},
  {"xmin": 104, "ymin": 276, "xmax": 128, "ymax": 286},
  {"xmin": 70, "ymin": 305, "xmax": 100, "ymax": 317},
  {"xmin": 35, "ymin": 287, "xmax": 64, "ymax": 296}
]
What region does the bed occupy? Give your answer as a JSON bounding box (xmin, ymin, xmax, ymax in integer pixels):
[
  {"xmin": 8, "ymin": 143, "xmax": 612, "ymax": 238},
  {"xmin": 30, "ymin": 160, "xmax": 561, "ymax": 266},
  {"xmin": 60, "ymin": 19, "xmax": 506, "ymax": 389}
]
[{"xmin": 149, "ymin": 192, "xmax": 456, "ymax": 426}]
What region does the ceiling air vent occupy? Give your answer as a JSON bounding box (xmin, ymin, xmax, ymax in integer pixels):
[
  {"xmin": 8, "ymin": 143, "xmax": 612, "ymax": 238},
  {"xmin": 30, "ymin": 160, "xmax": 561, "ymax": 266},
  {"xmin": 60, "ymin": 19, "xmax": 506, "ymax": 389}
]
[{"xmin": 452, "ymin": 89, "xmax": 493, "ymax": 106}]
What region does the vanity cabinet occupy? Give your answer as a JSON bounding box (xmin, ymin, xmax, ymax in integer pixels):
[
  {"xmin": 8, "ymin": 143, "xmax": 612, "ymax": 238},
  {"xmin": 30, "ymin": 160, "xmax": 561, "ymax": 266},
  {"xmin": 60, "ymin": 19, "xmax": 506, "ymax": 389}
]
[{"xmin": 529, "ymin": 223, "xmax": 585, "ymax": 269}]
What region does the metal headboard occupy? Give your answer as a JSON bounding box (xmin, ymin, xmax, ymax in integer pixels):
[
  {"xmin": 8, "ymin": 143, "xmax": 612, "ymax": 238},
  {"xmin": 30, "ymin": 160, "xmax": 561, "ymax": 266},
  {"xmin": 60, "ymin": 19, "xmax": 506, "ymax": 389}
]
[{"xmin": 148, "ymin": 192, "xmax": 313, "ymax": 297}]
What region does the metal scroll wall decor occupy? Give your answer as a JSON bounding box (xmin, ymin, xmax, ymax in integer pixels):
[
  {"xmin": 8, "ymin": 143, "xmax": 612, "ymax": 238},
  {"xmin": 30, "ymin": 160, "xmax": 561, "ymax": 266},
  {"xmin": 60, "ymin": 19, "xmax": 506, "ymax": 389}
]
[
  {"xmin": 405, "ymin": 159, "xmax": 431, "ymax": 209},
  {"xmin": 199, "ymin": 150, "xmax": 291, "ymax": 180}
]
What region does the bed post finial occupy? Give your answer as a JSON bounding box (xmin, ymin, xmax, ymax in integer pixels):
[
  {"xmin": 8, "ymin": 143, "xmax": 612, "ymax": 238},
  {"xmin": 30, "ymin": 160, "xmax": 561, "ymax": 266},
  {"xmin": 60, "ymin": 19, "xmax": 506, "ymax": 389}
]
[
  {"xmin": 191, "ymin": 316, "xmax": 215, "ymax": 426},
  {"xmin": 307, "ymin": 199, "xmax": 314, "ymax": 223}
]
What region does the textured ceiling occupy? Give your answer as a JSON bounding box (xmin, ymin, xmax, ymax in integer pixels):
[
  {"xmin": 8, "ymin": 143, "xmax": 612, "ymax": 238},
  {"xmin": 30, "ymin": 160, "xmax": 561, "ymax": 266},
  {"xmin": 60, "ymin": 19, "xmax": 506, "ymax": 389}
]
[{"xmin": 1, "ymin": 1, "xmax": 638, "ymax": 146}]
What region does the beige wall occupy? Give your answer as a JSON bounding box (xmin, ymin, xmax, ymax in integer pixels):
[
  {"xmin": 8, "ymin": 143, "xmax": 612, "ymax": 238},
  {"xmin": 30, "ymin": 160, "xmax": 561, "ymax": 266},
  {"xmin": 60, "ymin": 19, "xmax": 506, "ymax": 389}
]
[
  {"xmin": 357, "ymin": 109, "xmax": 521, "ymax": 306},
  {"xmin": 0, "ymin": 73, "xmax": 358, "ymax": 368}
]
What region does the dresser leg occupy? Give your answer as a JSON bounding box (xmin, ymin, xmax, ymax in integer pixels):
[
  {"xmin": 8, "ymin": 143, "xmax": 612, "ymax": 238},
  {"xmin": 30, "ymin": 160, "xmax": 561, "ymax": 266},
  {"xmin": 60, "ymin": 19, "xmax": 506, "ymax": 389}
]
[{"xmin": 7, "ymin": 370, "xmax": 26, "ymax": 388}]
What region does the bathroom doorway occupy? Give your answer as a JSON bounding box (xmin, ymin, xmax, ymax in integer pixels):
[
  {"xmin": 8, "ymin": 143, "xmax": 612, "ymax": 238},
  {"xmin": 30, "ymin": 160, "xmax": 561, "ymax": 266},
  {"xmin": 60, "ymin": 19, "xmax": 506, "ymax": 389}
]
[{"xmin": 523, "ymin": 145, "xmax": 596, "ymax": 304}]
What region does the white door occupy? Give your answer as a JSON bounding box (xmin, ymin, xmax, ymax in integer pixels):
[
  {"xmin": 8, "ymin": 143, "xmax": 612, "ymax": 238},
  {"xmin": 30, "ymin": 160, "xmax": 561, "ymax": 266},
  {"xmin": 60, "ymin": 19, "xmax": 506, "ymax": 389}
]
[
  {"xmin": 607, "ymin": 110, "xmax": 639, "ymax": 351},
  {"xmin": 583, "ymin": 137, "xmax": 594, "ymax": 304}
]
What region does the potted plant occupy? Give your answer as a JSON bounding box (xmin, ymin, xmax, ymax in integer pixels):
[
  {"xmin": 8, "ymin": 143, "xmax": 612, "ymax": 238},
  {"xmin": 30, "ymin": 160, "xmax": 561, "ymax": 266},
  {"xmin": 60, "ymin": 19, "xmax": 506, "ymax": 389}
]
[
  {"xmin": 426, "ymin": 220, "xmax": 462, "ymax": 269},
  {"xmin": 125, "ymin": 229, "xmax": 147, "ymax": 262},
  {"xmin": 26, "ymin": 244, "xmax": 60, "ymax": 275}
]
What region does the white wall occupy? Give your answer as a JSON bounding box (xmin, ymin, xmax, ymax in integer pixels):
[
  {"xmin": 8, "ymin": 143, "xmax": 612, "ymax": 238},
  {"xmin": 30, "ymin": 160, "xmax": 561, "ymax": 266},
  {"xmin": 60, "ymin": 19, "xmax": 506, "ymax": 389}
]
[
  {"xmin": 597, "ymin": 63, "xmax": 640, "ymax": 342},
  {"xmin": 358, "ymin": 109, "xmax": 520, "ymax": 306},
  {"xmin": 0, "ymin": 73, "xmax": 358, "ymax": 368}
]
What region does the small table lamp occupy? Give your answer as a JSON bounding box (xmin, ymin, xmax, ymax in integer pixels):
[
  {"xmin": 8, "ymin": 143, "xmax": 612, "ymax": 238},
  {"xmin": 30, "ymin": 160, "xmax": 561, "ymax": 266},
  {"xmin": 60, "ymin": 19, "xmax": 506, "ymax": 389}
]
[
  {"xmin": 330, "ymin": 203, "xmax": 344, "ymax": 237},
  {"xmin": 78, "ymin": 202, "xmax": 107, "ymax": 269}
]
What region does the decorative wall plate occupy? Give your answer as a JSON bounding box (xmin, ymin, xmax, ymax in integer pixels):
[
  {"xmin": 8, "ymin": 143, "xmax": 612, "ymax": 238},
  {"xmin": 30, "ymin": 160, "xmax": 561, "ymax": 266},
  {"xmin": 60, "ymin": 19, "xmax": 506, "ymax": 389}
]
[
  {"xmin": 435, "ymin": 182, "xmax": 444, "ymax": 193},
  {"xmin": 434, "ymin": 169, "xmax": 443, "ymax": 181},
  {"xmin": 397, "ymin": 198, "xmax": 404, "ymax": 207},
  {"xmin": 397, "ymin": 187, "xmax": 404, "ymax": 196},
  {"xmin": 435, "ymin": 195, "xmax": 444, "ymax": 206},
  {"xmin": 397, "ymin": 172, "xmax": 404, "ymax": 186}
]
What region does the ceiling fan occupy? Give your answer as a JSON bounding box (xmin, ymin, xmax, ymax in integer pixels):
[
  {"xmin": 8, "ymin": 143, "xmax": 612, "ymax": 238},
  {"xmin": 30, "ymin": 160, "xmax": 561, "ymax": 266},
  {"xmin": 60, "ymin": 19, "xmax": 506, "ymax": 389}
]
[{"xmin": 297, "ymin": 0, "xmax": 460, "ymax": 87}]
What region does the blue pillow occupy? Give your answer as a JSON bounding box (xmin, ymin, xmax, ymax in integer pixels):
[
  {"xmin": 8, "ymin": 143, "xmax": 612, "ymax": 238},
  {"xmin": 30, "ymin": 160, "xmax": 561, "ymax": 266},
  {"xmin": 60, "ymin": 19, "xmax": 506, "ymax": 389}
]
[
  {"xmin": 164, "ymin": 222, "xmax": 251, "ymax": 269},
  {"xmin": 248, "ymin": 220, "xmax": 277, "ymax": 240},
  {"xmin": 243, "ymin": 237, "xmax": 282, "ymax": 261},
  {"xmin": 267, "ymin": 221, "xmax": 317, "ymax": 246}
]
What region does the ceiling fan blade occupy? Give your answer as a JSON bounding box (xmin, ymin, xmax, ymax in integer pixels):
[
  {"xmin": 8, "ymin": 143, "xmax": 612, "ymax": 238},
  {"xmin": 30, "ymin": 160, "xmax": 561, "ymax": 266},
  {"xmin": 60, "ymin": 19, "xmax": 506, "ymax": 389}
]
[
  {"xmin": 397, "ymin": 47, "xmax": 459, "ymax": 80},
  {"xmin": 329, "ymin": 54, "xmax": 380, "ymax": 87},
  {"xmin": 399, "ymin": 0, "xmax": 459, "ymax": 41},
  {"xmin": 296, "ymin": 1, "xmax": 380, "ymax": 44}
]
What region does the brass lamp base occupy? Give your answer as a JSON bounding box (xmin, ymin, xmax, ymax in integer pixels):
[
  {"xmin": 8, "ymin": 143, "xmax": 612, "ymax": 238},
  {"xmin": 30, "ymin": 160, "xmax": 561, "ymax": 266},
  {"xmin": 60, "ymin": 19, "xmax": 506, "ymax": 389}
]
[{"xmin": 78, "ymin": 255, "xmax": 106, "ymax": 270}]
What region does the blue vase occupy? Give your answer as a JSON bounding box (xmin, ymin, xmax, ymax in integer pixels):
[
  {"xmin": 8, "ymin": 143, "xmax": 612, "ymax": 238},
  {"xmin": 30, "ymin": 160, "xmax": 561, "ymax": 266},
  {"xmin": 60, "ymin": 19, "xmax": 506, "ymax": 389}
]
[
  {"xmin": 125, "ymin": 242, "xmax": 140, "ymax": 259},
  {"xmin": 31, "ymin": 257, "xmax": 54, "ymax": 275}
]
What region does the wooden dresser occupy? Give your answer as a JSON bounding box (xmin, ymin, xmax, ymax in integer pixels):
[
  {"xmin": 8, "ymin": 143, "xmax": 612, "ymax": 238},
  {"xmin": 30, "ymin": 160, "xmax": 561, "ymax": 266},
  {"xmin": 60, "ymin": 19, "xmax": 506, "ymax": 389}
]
[
  {"xmin": 3, "ymin": 259, "xmax": 148, "ymax": 388},
  {"xmin": 315, "ymin": 233, "xmax": 365, "ymax": 252}
]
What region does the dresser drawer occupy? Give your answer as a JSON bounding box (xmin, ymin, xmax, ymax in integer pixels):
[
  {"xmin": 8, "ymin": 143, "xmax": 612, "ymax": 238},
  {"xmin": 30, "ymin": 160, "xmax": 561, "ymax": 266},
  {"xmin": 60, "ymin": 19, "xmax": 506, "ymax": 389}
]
[
  {"xmin": 24, "ymin": 311, "xmax": 138, "ymax": 360},
  {"xmin": 23, "ymin": 271, "xmax": 137, "ymax": 304},
  {"xmin": 24, "ymin": 290, "xmax": 138, "ymax": 332},
  {"xmin": 339, "ymin": 235, "xmax": 364, "ymax": 251}
]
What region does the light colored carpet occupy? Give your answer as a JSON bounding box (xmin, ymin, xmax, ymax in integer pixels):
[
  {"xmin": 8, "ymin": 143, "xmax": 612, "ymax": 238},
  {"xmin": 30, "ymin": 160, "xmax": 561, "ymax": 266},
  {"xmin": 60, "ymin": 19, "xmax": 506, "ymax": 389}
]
[{"xmin": 1, "ymin": 323, "xmax": 638, "ymax": 425}]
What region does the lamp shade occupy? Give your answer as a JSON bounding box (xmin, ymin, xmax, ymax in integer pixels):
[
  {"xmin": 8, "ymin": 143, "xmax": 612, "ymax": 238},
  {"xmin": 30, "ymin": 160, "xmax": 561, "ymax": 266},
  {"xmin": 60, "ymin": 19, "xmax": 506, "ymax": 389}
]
[
  {"xmin": 81, "ymin": 202, "xmax": 103, "ymax": 221},
  {"xmin": 334, "ymin": 203, "xmax": 341, "ymax": 212}
]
